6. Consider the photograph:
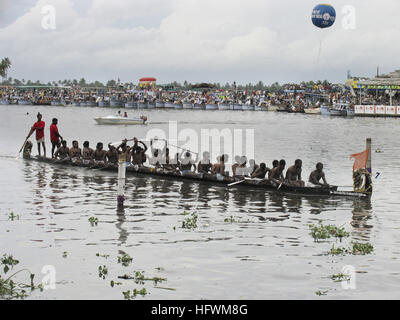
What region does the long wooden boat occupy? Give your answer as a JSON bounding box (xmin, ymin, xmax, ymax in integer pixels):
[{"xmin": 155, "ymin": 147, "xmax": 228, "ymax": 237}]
[{"xmin": 22, "ymin": 152, "xmax": 371, "ymax": 199}]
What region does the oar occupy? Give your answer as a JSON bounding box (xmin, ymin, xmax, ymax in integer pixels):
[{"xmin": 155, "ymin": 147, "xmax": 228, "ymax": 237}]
[
  {"xmin": 18, "ymin": 137, "xmax": 29, "ymax": 153},
  {"xmin": 228, "ymin": 179, "xmax": 246, "ymax": 187}
]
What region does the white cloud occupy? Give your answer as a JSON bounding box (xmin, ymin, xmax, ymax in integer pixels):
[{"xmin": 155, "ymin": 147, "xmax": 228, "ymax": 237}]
[{"xmin": 1, "ymin": 0, "xmax": 400, "ymax": 84}]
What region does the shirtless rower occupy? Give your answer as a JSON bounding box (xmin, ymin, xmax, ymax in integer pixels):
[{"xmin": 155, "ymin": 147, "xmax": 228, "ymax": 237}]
[
  {"xmin": 251, "ymin": 163, "xmax": 270, "ymax": 179},
  {"xmin": 106, "ymin": 144, "xmax": 118, "ymax": 165},
  {"xmin": 180, "ymin": 151, "xmax": 197, "ymax": 175},
  {"xmin": 285, "ymin": 159, "xmax": 305, "ymax": 187},
  {"xmin": 54, "ymin": 140, "xmax": 70, "ymax": 161},
  {"xmin": 270, "ymin": 159, "xmax": 286, "ymax": 184},
  {"xmin": 132, "ymin": 138, "xmax": 148, "ymax": 166},
  {"xmin": 211, "ymin": 155, "xmax": 226, "ymax": 175},
  {"xmin": 268, "ymin": 160, "xmax": 279, "ymax": 179},
  {"xmin": 117, "ymin": 139, "xmax": 133, "ymax": 164},
  {"xmin": 93, "ymin": 142, "xmax": 107, "ymax": 165},
  {"xmin": 82, "ymin": 141, "xmax": 94, "ymax": 165},
  {"xmin": 69, "ymin": 140, "xmax": 82, "ymax": 164},
  {"xmin": 149, "ymin": 139, "xmax": 164, "ymax": 168},
  {"xmin": 198, "ymin": 152, "xmax": 212, "ymax": 174},
  {"xmin": 308, "ymin": 163, "xmax": 329, "ymax": 187}
]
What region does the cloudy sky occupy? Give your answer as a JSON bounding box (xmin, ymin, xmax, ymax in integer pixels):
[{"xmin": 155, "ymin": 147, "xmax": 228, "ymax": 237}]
[{"xmin": 0, "ymin": 0, "xmax": 399, "ymax": 85}]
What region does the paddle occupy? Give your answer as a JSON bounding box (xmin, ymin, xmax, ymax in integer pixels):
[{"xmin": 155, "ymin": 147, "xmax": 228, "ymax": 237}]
[{"xmin": 228, "ymin": 179, "xmax": 246, "ymax": 187}]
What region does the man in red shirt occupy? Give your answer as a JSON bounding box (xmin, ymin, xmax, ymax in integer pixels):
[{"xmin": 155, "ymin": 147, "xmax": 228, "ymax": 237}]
[
  {"xmin": 50, "ymin": 118, "xmax": 63, "ymax": 158},
  {"xmin": 27, "ymin": 113, "xmax": 46, "ymax": 157}
]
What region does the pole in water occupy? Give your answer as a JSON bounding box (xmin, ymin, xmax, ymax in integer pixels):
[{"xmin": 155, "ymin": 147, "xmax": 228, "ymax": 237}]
[
  {"xmin": 117, "ymin": 154, "xmax": 126, "ymax": 212},
  {"xmin": 366, "ymin": 138, "xmax": 372, "ymax": 174}
]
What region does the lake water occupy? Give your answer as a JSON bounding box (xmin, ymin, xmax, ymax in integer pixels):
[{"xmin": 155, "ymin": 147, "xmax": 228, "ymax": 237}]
[{"xmin": 0, "ymin": 104, "xmax": 399, "ymax": 300}]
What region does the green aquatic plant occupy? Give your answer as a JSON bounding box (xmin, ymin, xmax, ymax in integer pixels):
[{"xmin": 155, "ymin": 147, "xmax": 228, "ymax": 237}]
[
  {"xmin": 8, "ymin": 212, "xmax": 19, "ymax": 221},
  {"xmin": 110, "ymin": 280, "xmax": 122, "ymax": 288},
  {"xmin": 351, "ymin": 242, "xmax": 374, "ymax": 255},
  {"xmin": 119, "ymin": 270, "xmax": 167, "ymax": 286},
  {"xmin": 0, "ymin": 254, "xmax": 43, "ymax": 300},
  {"xmin": 315, "ymin": 290, "xmax": 328, "ymax": 296},
  {"xmin": 182, "ymin": 212, "xmax": 198, "ymax": 230},
  {"xmin": 89, "ymin": 217, "xmax": 98, "ymax": 227},
  {"xmin": 122, "ymin": 288, "xmax": 147, "ymax": 300},
  {"xmin": 330, "ymin": 273, "xmax": 351, "ymax": 283},
  {"xmin": 309, "ymin": 222, "xmax": 350, "ymax": 242},
  {"xmin": 98, "ymin": 266, "xmax": 108, "ymax": 279},
  {"xmin": 96, "ymin": 253, "xmax": 110, "ymax": 259},
  {"xmin": 117, "ymin": 253, "xmax": 133, "ymax": 267},
  {"xmin": 329, "ymin": 245, "xmax": 347, "ymax": 256},
  {"xmin": 62, "ymin": 252, "xmax": 68, "ymax": 258}
]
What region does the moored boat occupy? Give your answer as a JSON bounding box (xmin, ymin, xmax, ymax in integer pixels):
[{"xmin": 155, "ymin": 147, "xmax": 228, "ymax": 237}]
[
  {"xmin": 233, "ymin": 104, "xmax": 242, "ymax": 111},
  {"xmin": 242, "ymin": 104, "xmax": 255, "ymax": 111},
  {"xmin": 304, "ymin": 108, "xmax": 321, "ymax": 115},
  {"xmin": 205, "ymin": 103, "xmax": 218, "ymax": 110},
  {"xmin": 155, "ymin": 100, "xmax": 165, "ymax": 108},
  {"xmin": 17, "ymin": 99, "xmax": 31, "ymax": 105},
  {"xmin": 194, "ymin": 103, "xmax": 205, "ymax": 110},
  {"xmin": 110, "ymin": 100, "xmax": 124, "ymax": 108},
  {"xmin": 147, "ymin": 102, "xmax": 156, "ymax": 109},
  {"xmin": 125, "ymin": 102, "xmax": 137, "ymax": 109},
  {"xmin": 174, "ymin": 103, "xmax": 183, "ymax": 110},
  {"xmin": 98, "ymin": 101, "xmax": 110, "ymax": 107},
  {"xmin": 182, "ymin": 102, "xmax": 194, "ymax": 109},
  {"xmin": 137, "ymin": 102, "xmax": 148, "ymax": 109},
  {"xmin": 164, "ymin": 101, "xmax": 175, "ymax": 109},
  {"xmin": 0, "ymin": 99, "xmax": 10, "ymax": 105}
]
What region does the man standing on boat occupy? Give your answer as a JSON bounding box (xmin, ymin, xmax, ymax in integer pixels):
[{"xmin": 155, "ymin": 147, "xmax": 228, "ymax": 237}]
[
  {"xmin": 26, "ymin": 112, "xmax": 46, "ymax": 158},
  {"xmin": 50, "ymin": 118, "xmax": 63, "ymax": 158}
]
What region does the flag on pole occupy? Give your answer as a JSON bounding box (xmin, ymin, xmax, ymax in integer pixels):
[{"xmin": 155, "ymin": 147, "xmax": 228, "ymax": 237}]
[{"xmin": 350, "ymin": 149, "xmax": 369, "ymax": 172}]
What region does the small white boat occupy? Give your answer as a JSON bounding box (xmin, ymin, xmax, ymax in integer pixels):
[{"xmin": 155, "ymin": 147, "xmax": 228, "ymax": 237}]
[
  {"xmin": 94, "ymin": 115, "xmax": 148, "ymax": 125},
  {"xmin": 304, "ymin": 108, "xmax": 321, "ymax": 115}
]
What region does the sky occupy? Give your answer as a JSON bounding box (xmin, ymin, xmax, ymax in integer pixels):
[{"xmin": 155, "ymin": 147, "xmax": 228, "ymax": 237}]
[{"xmin": 0, "ymin": 0, "xmax": 400, "ymax": 85}]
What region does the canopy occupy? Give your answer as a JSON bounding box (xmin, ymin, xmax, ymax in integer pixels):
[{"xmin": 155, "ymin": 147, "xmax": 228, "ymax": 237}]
[{"xmin": 139, "ymin": 77, "xmax": 156, "ymax": 82}]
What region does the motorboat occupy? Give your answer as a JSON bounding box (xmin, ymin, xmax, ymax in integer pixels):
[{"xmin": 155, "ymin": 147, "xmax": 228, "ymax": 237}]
[
  {"xmin": 94, "ymin": 115, "xmax": 148, "ymax": 125},
  {"xmin": 304, "ymin": 108, "xmax": 321, "ymax": 115}
]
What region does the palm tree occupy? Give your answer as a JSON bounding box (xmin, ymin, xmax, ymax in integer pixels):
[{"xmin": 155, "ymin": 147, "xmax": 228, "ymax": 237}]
[{"xmin": 0, "ymin": 57, "xmax": 12, "ymax": 82}]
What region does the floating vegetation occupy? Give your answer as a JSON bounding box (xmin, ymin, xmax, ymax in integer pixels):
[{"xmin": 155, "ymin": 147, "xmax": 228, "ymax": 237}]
[
  {"xmin": 96, "ymin": 253, "xmax": 110, "ymax": 259},
  {"xmin": 88, "ymin": 217, "xmax": 98, "ymax": 227},
  {"xmin": 315, "ymin": 290, "xmax": 328, "ymax": 296},
  {"xmin": 0, "ymin": 254, "xmax": 43, "ymax": 300},
  {"xmin": 117, "ymin": 253, "xmax": 133, "ymax": 267},
  {"xmin": 110, "ymin": 280, "xmax": 122, "ymax": 288},
  {"xmin": 122, "ymin": 288, "xmax": 147, "ymax": 300},
  {"xmin": 329, "ymin": 242, "xmax": 374, "ymax": 256},
  {"xmin": 351, "ymin": 242, "xmax": 374, "ymax": 255},
  {"xmin": 119, "ymin": 271, "xmax": 167, "ymax": 286},
  {"xmin": 309, "ymin": 222, "xmax": 350, "ymax": 242},
  {"xmin": 8, "ymin": 212, "xmax": 19, "ymax": 221},
  {"xmin": 330, "ymin": 273, "xmax": 351, "ymax": 283},
  {"xmin": 98, "ymin": 266, "xmax": 108, "ymax": 279},
  {"xmin": 224, "ymin": 216, "xmax": 240, "ymax": 223},
  {"xmin": 182, "ymin": 211, "xmax": 198, "ymax": 230},
  {"xmin": 62, "ymin": 252, "xmax": 68, "ymax": 258}
]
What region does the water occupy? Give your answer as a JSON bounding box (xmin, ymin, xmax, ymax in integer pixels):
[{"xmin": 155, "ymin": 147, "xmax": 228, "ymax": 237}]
[{"xmin": 0, "ymin": 104, "xmax": 399, "ymax": 300}]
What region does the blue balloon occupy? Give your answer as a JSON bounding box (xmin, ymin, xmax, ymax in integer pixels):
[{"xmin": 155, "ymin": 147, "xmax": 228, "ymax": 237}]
[{"xmin": 312, "ymin": 4, "xmax": 336, "ymax": 29}]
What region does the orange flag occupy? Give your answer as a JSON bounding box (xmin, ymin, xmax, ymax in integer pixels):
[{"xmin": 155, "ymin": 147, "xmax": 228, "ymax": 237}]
[{"xmin": 350, "ymin": 149, "xmax": 369, "ymax": 172}]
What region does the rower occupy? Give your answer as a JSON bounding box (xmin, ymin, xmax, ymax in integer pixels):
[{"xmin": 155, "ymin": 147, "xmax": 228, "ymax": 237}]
[
  {"xmin": 117, "ymin": 139, "xmax": 133, "ymax": 165},
  {"xmin": 268, "ymin": 160, "xmax": 279, "ymax": 179},
  {"xmin": 132, "ymin": 138, "xmax": 148, "ymax": 166},
  {"xmin": 82, "ymin": 141, "xmax": 94, "ymax": 165},
  {"xmin": 211, "ymin": 155, "xmax": 226, "ymax": 175},
  {"xmin": 26, "ymin": 112, "xmax": 46, "ymax": 158},
  {"xmin": 54, "ymin": 140, "xmax": 70, "ymax": 161},
  {"xmin": 106, "ymin": 144, "xmax": 118, "ymax": 164},
  {"xmin": 251, "ymin": 163, "xmax": 270, "ymax": 179},
  {"xmin": 180, "ymin": 151, "xmax": 197, "ymax": 175},
  {"xmin": 308, "ymin": 163, "xmax": 329, "ymax": 187},
  {"xmin": 198, "ymin": 152, "xmax": 212, "ymax": 174},
  {"xmin": 93, "ymin": 142, "xmax": 107, "ymax": 165},
  {"xmin": 69, "ymin": 140, "xmax": 82, "ymax": 164},
  {"xmin": 285, "ymin": 159, "xmax": 305, "ymax": 187},
  {"xmin": 234, "ymin": 156, "xmax": 248, "ymax": 177},
  {"xmin": 149, "ymin": 139, "xmax": 165, "ymax": 168},
  {"xmin": 270, "ymin": 159, "xmax": 286, "ymax": 184}
]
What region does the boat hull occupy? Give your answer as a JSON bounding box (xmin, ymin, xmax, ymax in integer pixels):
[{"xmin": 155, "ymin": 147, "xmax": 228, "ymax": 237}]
[
  {"xmin": 21, "ymin": 155, "xmax": 372, "ymax": 199},
  {"xmin": 94, "ymin": 117, "xmax": 146, "ymax": 125},
  {"xmin": 182, "ymin": 102, "xmax": 193, "ymax": 109},
  {"xmin": 218, "ymin": 103, "xmax": 231, "ymax": 111},
  {"xmin": 194, "ymin": 103, "xmax": 205, "ymax": 110},
  {"xmin": 110, "ymin": 101, "xmax": 124, "ymax": 108},
  {"xmin": 98, "ymin": 101, "xmax": 110, "ymax": 107},
  {"xmin": 125, "ymin": 102, "xmax": 138, "ymax": 109},
  {"xmin": 155, "ymin": 101, "xmax": 165, "ymax": 108}
]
